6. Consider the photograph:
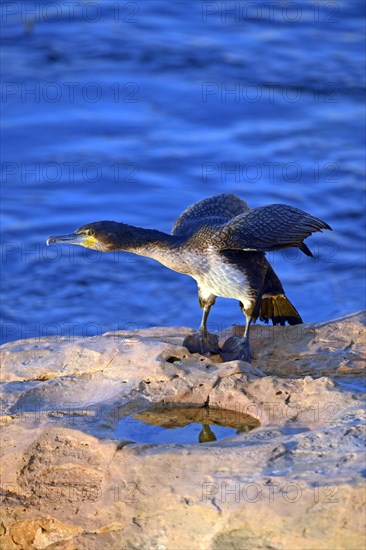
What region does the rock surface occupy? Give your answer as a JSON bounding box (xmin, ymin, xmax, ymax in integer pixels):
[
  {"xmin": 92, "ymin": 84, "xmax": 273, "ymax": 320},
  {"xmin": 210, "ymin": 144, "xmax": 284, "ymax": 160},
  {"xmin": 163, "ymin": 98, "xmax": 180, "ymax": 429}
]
[{"xmin": 0, "ymin": 312, "xmax": 365, "ymax": 549}]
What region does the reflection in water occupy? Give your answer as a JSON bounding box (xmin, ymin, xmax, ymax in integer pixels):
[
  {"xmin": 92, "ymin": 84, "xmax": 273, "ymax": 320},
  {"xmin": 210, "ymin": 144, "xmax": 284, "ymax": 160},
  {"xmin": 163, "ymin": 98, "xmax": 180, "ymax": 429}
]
[
  {"xmin": 115, "ymin": 405, "xmax": 260, "ymax": 445},
  {"xmin": 199, "ymin": 424, "xmax": 217, "ymax": 443}
]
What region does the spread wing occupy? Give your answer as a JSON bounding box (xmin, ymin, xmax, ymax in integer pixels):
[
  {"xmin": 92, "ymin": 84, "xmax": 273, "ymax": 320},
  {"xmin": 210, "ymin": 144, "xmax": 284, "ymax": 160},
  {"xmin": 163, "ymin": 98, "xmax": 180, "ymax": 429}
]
[
  {"xmin": 172, "ymin": 193, "xmax": 250, "ymax": 236},
  {"xmin": 217, "ymin": 204, "xmax": 332, "ymax": 257}
]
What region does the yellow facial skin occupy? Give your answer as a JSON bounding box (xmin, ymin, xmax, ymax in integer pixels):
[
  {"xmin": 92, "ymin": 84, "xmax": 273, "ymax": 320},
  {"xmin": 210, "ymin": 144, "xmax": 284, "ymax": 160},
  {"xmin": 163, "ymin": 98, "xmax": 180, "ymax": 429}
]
[
  {"xmin": 81, "ymin": 235, "xmax": 100, "ymax": 249},
  {"xmin": 47, "ymin": 231, "xmax": 109, "ymax": 251}
]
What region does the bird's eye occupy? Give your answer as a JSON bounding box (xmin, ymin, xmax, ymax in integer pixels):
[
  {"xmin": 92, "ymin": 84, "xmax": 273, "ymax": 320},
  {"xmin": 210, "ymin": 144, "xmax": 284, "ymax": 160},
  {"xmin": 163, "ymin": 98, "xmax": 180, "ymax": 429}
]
[{"xmin": 86, "ymin": 230, "xmax": 94, "ymax": 237}]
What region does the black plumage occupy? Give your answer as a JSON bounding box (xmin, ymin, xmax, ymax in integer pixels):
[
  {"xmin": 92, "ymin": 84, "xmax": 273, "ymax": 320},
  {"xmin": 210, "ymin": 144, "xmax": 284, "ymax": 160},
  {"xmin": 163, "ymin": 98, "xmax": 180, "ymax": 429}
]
[{"xmin": 47, "ymin": 193, "xmax": 332, "ymax": 363}]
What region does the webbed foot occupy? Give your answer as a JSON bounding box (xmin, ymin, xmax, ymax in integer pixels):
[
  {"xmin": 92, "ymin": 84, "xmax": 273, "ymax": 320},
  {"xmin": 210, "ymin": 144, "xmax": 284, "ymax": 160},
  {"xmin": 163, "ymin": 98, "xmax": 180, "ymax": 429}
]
[
  {"xmin": 221, "ymin": 335, "xmax": 252, "ymax": 363},
  {"xmin": 183, "ymin": 331, "xmax": 220, "ymax": 355}
]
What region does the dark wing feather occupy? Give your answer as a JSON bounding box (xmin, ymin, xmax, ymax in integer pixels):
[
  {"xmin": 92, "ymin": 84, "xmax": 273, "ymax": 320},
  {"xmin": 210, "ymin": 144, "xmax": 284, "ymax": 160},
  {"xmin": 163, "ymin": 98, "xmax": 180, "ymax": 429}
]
[
  {"xmin": 172, "ymin": 193, "xmax": 250, "ymax": 236},
  {"xmin": 217, "ymin": 204, "xmax": 332, "ymax": 256}
]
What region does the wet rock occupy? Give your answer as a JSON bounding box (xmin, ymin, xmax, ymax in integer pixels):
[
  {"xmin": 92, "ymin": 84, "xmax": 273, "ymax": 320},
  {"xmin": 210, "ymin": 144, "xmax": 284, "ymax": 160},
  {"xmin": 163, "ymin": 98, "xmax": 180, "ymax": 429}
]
[{"xmin": 0, "ymin": 312, "xmax": 365, "ymax": 549}]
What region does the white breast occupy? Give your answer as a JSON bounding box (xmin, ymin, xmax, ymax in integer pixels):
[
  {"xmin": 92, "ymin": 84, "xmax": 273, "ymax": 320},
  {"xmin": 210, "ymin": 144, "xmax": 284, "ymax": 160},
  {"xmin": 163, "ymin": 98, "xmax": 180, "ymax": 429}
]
[
  {"xmin": 140, "ymin": 245, "xmax": 253, "ymax": 310},
  {"xmin": 191, "ymin": 249, "xmax": 253, "ymax": 310}
]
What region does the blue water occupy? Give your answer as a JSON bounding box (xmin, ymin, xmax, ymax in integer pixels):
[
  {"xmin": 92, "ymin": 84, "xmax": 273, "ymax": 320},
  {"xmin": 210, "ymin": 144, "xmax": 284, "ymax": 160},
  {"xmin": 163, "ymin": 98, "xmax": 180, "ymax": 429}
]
[
  {"xmin": 1, "ymin": 1, "xmax": 365, "ymax": 343},
  {"xmin": 116, "ymin": 416, "xmax": 237, "ymax": 445}
]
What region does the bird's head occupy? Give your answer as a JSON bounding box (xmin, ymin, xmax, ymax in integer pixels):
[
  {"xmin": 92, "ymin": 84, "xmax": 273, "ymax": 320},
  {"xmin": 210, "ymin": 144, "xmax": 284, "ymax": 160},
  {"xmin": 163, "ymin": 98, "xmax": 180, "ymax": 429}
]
[{"xmin": 47, "ymin": 221, "xmax": 137, "ymax": 251}]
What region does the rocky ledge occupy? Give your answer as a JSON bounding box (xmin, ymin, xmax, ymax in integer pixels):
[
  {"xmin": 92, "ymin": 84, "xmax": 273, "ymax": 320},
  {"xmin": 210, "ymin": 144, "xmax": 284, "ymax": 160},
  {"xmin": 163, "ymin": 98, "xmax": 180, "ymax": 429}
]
[{"xmin": 0, "ymin": 312, "xmax": 365, "ymax": 549}]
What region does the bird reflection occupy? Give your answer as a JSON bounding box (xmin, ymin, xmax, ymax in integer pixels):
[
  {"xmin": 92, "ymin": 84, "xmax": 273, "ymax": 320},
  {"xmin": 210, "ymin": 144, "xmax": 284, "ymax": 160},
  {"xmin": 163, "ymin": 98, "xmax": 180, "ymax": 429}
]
[{"xmin": 198, "ymin": 424, "xmax": 217, "ymax": 443}]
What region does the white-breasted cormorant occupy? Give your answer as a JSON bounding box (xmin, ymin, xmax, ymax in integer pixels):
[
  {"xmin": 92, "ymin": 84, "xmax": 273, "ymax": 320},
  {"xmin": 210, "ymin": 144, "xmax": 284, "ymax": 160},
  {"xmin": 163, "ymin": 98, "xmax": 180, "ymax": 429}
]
[{"xmin": 47, "ymin": 193, "xmax": 331, "ymax": 362}]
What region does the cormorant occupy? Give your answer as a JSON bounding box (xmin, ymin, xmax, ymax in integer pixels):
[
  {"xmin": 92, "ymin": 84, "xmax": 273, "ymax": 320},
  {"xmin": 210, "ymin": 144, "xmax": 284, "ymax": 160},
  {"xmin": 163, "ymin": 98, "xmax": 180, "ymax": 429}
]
[
  {"xmin": 198, "ymin": 425, "xmax": 217, "ymax": 443},
  {"xmin": 47, "ymin": 193, "xmax": 331, "ymax": 362}
]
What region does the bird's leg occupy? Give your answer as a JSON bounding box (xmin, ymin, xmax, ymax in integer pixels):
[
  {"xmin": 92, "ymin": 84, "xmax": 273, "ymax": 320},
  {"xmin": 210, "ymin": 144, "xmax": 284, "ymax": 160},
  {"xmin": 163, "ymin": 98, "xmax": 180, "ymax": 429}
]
[
  {"xmin": 221, "ymin": 315, "xmax": 252, "ymax": 363},
  {"xmin": 183, "ymin": 292, "xmax": 220, "ymax": 355},
  {"xmin": 221, "ymin": 296, "xmax": 263, "ymax": 363}
]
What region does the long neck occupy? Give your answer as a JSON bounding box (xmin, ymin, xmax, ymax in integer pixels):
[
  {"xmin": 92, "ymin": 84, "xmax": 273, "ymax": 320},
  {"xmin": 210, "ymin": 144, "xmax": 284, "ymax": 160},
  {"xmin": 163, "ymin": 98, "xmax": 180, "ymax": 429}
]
[
  {"xmin": 117, "ymin": 225, "xmax": 179, "ymax": 253},
  {"xmin": 118, "ymin": 225, "xmax": 188, "ymax": 273}
]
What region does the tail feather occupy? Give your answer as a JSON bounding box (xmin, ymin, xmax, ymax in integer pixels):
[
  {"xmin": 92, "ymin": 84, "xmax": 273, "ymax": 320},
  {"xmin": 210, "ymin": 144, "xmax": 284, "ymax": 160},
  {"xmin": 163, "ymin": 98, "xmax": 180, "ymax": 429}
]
[
  {"xmin": 299, "ymin": 242, "xmax": 313, "ymax": 257},
  {"xmin": 260, "ymin": 296, "xmax": 269, "ymax": 320},
  {"xmin": 257, "ymin": 295, "xmax": 302, "ymax": 326}
]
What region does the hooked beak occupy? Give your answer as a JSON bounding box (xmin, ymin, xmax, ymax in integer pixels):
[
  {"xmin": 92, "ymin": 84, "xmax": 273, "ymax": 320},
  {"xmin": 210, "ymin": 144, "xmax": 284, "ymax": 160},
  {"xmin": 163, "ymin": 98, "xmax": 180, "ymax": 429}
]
[{"xmin": 46, "ymin": 232, "xmax": 84, "ymax": 246}]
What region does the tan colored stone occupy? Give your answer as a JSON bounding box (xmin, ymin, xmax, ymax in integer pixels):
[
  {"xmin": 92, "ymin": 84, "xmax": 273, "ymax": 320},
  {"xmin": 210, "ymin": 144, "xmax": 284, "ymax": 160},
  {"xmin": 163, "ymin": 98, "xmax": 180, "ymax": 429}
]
[
  {"xmin": 0, "ymin": 312, "xmax": 365, "ymax": 549},
  {"xmin": 4, "ymin": 518, "xmax": 82, "ymax": 549}
]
